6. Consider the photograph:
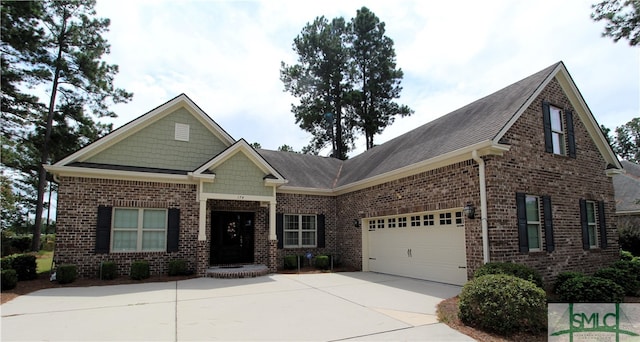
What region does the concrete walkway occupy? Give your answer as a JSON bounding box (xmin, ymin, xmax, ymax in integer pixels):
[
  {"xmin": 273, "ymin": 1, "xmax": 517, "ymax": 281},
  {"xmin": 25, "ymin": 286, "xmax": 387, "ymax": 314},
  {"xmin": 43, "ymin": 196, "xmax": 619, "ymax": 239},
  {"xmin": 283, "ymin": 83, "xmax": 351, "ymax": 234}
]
[{"xmin": 1, "ymin": 272, "xmax": 475, "ymax": 341}]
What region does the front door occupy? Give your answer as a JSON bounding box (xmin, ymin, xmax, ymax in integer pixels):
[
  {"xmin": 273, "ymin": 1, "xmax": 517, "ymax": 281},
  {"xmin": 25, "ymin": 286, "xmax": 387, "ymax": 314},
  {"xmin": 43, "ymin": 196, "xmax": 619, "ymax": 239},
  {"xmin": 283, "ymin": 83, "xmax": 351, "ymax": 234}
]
[{"xmin": 210, "ymin": 211, "xmax": 255, "ymax": 265}]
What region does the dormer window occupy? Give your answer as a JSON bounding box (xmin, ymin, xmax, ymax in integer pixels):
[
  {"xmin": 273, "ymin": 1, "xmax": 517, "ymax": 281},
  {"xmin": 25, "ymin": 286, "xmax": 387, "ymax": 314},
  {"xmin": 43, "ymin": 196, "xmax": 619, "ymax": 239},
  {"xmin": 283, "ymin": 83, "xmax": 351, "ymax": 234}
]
[{"xmin": 542, "ymin": 101, "xmax": 576, "ymax": 158}]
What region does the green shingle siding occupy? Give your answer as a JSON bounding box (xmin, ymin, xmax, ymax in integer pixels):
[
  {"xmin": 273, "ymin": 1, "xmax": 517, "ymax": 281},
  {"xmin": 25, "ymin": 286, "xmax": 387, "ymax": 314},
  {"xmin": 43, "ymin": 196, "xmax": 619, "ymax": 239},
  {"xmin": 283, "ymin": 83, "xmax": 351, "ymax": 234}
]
[
  {"xmin": 203, "ymin": 152, "xmax": 273, "ymax": 197},
  {"xmin": 85, "ymin": 108, "xmax": 227, "ymax": 170}
]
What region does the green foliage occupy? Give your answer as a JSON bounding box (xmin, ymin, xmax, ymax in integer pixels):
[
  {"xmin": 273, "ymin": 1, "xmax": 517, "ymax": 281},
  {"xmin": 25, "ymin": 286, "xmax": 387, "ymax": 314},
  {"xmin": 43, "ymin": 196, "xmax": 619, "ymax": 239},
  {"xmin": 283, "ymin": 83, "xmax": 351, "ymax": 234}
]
[
  {"xmin": 57, "ymin": 264, "xmax": 77, "ymax": 284},
  {"xmin": 315, "ymin": 255, "xmax": 330, "ymax": 270},
  {"xmin": 621, "ymin": 249, "xmax": 637, "ymax": 261},
  {"xmin": 591, "ymin": 0, "xmax": 640, "ymax": 46},
  {"xmin": 594, "ymin": 267, "xmax": 638, "ymax": 296},
  {"xmin": 11, "ymin": 254, "xmax": 37, "ymax": 280},
  {"xmin": 474, "ymin": 262, "xmax": 544, "ymax": 288},
  {"xmin": 1, "ymin": 269, "xmax": 18, "ymax": 291},
  {"xmin": 609, "ymin": 259, "xmax": 640, "ymax": 295},
  {"xmin": 99, "ymin": 261, "xmax": 117, "ymax": 280},
  {"xmin": 553, "ymin": 271, "xmax": 584, "ymax": 293},
  {"xmin": 10, "ymin": 236, "xmax": 32, "ymax": 253},
  {"xmin": 168, "ymin": 259, "xmax": 188, "ymax": 276},
  {"xmin": 458, "ymin": 274, "xmax": 547, "ymax": 335},
  {"xmin": 618, "ymin": 224, "xmax": 640, "ymax": 256},
  {"xmin": 130, "ymin": 261, "xmax": 150, "ymax": 280},
  {"xmin": 283, "ymin": 255, "xmax": 302, "ymax": 269},
  {"xmin": 556, "ymin": 276, "xmax": 625, "ymax": 303},
  {"xmin": 1, "ymin": 256, "xmax": 14, "ymax": 270}
]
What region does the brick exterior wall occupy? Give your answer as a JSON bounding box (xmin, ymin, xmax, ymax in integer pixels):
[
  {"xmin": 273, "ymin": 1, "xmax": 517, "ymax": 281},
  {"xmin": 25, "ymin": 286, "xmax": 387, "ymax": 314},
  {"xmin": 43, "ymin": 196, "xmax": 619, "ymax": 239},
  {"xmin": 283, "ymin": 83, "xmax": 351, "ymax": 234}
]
[{"xmin": 55, "ymin": 177, "xmax": 199, "ymax": 278}]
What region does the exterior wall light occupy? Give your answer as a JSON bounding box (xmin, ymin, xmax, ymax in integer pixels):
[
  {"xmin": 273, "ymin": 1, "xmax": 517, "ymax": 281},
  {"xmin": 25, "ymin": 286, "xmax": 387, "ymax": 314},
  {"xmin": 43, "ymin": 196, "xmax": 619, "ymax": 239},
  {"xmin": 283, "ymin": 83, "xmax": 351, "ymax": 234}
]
[
  {"xmin": 463, "ymin": 202, "xmax": 475, "ymax": 219},
  {"xmin": 354, "ymin": 218, "xmax": 361, "ymax": 227}
]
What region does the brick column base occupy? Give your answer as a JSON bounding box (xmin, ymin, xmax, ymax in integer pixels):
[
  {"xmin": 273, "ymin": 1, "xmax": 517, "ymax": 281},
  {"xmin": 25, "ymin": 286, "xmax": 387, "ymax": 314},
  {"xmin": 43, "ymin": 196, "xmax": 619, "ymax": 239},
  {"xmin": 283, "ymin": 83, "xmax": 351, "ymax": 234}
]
[{"xmin": 268, "ymin": 239, "xmax": 278, "ymax": 273}]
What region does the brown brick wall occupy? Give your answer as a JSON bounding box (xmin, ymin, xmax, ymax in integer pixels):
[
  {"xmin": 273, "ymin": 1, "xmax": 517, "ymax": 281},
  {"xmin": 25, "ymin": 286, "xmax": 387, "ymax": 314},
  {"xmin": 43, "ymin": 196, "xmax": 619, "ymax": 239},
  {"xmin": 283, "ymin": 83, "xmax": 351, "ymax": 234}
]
[
  {"xmin": 484, "ymin": 77, "xmax": 619, "ymax": 282},
  {"xmin": 55, "ymin": 177, "xmax": 199, "ymax": 278}
]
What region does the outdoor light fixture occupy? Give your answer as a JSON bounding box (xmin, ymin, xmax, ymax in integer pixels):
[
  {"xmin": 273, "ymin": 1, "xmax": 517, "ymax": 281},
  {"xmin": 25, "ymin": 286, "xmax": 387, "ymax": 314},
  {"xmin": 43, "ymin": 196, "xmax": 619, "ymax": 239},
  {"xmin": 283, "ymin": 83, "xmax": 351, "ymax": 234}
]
[
  {"xmin": 463, "ymin": 202, "xmax": 475, "ymax": 219},
  {"xmin": 353, "ymin": 218, "xmax": 360, "ymax": 227}
]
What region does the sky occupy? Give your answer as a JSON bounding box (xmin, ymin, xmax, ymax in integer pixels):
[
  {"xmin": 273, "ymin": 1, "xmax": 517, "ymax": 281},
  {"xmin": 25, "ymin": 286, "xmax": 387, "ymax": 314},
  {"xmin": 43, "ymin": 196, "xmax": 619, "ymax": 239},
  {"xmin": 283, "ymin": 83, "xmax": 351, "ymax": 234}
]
[{"xmin": 94, "ymin": 0, "xmax": 639, "ymax": 157}]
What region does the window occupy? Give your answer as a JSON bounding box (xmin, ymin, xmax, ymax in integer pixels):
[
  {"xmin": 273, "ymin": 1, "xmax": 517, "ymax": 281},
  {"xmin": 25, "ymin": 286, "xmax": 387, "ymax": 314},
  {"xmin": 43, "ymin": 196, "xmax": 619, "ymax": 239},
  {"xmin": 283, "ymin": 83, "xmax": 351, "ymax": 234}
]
[
  {"xmin": 455, "ymin": 211, "xmax": 463, "ymax": 226},
  {"xmin": 387, "ymin": 217, "xmax": 396, "ymax": 228},
  {"xmin": 284, "ymin": 214, "xmax": 316, "ymax": 248},
  {"xmin": 585, "ymin": 201, "xmax": 598, "ymax": 248},
  {"xmin": 368, "ymin": 219, "xmax": 376, "ymax": 231},
  {"xmin": 525, "ymin": 196, "xmax": 542, "ymax": 251},
  {"xmin": 410, "ymin": 215, "xmax": 421, "ymax": 227},
  {"xmin": 377, "ymin": 219, "xmax": 385, "ymax": 229},
  {"xmin": 423, "ymin": 214, "xmax": 434, "ymax": 226},
  {"xmin": 398, "ymin": 217, "xmax": 407, "ymax": 227},
  {"xmin": 112, "ymin": 208, "xmax": 167, "ymax": 252},
  {"xmin": 550, "ymin": 106, "xmax": 565, "ymax": 155},
  {"xmin": 439, "ymin": 213, "xmax": 452, "ymax": 225}
]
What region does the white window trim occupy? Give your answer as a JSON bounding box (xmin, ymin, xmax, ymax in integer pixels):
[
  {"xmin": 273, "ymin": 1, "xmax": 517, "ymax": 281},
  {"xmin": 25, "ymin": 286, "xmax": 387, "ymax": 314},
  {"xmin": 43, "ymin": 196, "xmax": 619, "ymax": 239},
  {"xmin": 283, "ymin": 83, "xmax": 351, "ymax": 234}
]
[
  {"xmin": 586, "ymin": 201, "xmax": 598, "ymax": 248},
  {"xmin": 550, "ymin": 106, "xmax": 566, "ymax": 155},
  {"xmin": 111, "ymin": 208, "xmax": 168, "ymax": 252},
  {"xmin": 283, "ymin": 214, "xmax": 317, "ymax": 248},
  {"xmin": 526, "ymin": 195, "xmax": 542, "ymax": 251}
]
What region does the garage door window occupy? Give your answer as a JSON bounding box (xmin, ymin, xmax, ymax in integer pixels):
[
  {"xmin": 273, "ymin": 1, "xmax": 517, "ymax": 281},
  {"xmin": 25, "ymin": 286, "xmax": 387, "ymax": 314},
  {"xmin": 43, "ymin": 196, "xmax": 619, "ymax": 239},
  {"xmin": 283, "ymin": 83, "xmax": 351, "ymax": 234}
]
[
  {"xmin": 423, "ymin": 214, "xmax": 434, "ymax": 226},
  {"xmin": 398, "ymin": 217, "xmax": 407, "ymax": 227},
  {"xmin": 388, "ymin": 217, "xmax": 396, "ymax": 228},
  {"xmin": 411, "ymin": 216, "xmax": 421, "ymax": 227}
]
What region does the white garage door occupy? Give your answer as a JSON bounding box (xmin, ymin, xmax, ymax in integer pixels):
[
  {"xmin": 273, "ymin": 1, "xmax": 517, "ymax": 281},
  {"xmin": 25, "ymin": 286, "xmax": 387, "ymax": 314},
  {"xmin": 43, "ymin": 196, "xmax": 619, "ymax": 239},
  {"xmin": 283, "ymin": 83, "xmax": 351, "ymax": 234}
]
[{"xmin": 366, "ymin": 211, "xmax": 468, "ymax": 285}]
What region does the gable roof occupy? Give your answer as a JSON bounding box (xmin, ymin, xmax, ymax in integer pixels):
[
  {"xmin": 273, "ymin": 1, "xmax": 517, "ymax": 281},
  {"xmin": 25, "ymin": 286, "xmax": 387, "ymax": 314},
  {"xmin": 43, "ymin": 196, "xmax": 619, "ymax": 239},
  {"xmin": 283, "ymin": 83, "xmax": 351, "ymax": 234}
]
[
  {"xmin": 614, "ymin": 160, "xmax": 640, "ymax": 214},
  {"xmin": 54, "ymin": 94, "xmax": 235, "ymax": 166}
]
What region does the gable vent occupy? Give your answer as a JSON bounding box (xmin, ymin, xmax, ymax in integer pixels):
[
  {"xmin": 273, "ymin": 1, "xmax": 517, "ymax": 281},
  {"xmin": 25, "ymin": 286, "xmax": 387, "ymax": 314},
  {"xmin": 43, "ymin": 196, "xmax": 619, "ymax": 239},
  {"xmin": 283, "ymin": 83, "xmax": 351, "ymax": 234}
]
[{"xmin": 174, "ymin": 123, "xmax": 190, "ymax": 142}]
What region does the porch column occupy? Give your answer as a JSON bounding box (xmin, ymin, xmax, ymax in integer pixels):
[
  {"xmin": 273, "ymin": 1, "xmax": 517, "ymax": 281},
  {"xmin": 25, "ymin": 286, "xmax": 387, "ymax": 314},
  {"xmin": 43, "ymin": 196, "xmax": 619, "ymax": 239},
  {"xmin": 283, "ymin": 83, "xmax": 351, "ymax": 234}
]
[
  {"xmin": 198, "ymin": 199, "xmax": 207, "ymax": 241},
  {"xmin": 269, "ymin": 200, "xmax": 277, "ymax": 240}
]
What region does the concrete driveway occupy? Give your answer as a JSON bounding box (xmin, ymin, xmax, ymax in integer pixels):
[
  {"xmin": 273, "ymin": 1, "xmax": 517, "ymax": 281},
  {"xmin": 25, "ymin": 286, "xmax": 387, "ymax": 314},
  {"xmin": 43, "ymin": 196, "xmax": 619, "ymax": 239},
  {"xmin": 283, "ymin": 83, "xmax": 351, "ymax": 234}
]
[{"xmin": 1, "ymin": 272, "xmax": 474, "ymax": 341}]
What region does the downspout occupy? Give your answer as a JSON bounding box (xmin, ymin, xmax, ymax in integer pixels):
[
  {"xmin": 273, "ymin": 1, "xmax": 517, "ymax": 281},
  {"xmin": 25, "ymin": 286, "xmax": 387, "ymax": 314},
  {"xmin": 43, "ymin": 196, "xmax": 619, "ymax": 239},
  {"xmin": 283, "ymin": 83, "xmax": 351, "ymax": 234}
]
[{"xmin": 472, "ymin": 150, "xmax": 490, "ymax": 264}]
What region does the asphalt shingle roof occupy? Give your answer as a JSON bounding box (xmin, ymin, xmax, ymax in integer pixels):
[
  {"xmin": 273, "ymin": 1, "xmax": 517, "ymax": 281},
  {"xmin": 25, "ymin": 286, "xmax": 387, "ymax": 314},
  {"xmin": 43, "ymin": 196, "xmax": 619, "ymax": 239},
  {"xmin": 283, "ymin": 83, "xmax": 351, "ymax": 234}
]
[
  {"xmin": 259, "ymin": 62, "xmax": 559, "ymax": 190},
  {"xmin": 615, "ymin": 160, "xmax": 640, "ymax": 212}
]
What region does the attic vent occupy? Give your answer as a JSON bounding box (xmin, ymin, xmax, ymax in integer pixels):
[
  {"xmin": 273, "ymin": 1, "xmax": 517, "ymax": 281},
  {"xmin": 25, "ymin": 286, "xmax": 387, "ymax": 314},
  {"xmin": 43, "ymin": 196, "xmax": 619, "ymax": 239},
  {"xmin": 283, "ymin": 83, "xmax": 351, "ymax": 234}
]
[{"xmin": 175, "ymin": 123, "xmax": 190, "ymax": 142}]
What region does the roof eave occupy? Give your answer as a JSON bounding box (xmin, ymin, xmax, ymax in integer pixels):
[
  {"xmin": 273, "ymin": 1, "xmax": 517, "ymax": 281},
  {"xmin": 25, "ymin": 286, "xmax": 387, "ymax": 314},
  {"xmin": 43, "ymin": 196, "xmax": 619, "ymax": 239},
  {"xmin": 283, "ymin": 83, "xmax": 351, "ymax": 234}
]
[{"xmin": 45, "ymin": 164, "xmax": 193, "ymax": 184}]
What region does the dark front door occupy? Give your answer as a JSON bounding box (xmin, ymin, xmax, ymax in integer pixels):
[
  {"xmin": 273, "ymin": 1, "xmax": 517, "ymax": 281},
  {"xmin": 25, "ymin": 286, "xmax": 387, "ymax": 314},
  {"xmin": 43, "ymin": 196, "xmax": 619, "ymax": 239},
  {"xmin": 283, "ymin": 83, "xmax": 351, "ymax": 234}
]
[{"xmin": 210, "ymin": 211, "xmax": 255, "ymax": 265}]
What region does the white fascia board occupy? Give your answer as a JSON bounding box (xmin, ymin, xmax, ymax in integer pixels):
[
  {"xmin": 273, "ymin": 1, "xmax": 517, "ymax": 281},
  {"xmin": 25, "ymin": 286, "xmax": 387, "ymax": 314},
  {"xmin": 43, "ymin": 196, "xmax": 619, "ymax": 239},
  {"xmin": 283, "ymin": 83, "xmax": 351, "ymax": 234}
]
[
  {"xmin": 616, "ymin": 210, "xmax": 640, "ymax": 216},
  {"xmin": 199, "ymin": 192, "xmax": 274, "ymax": 202},
  {"xmin": 276, "ymin": 186, "xmax": 336, "ymax": 196},
  {"xmin": 45, "ymin": 165, "xmax": 194, "ymax": 184}
]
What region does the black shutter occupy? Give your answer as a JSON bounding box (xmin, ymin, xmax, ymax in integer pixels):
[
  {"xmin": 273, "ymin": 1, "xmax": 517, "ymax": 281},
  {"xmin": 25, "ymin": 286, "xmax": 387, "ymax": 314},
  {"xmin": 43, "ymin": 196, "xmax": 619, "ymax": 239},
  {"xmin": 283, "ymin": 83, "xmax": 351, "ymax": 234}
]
[
  {"xmin": 167, "ymin": 208, "xmax": 180, "ymax": 252},
  {"xmin": 96, "ymin": 206, "xmax": 112, "ymax": 254},
  {"xmin": 542, "ymin": 196, "xmax": 554, "ymax": 252},
  {"xmin": 566, "ymin": 109, "xmax": 576, "ymax": 158},
  {"xmin": 317, "ymin": 214, "xmax": 325, "ymax": 248},
  {"xmin": 276, "ymin": 213, "xmax": 284, "ymax": 249},
  {"xmin": 598, "ymin": 201, "xmax": 607, "ymax": 249},
  {"xmin": 542, "ymin": 101, "xmax": 553, "ymax": 153},
  {"xmin": 579, "ymin": 199, "xmax": 590, "ymax": 250},
  {"xmin": 516, "ymin": 192, "xmax": 529, "ymax": 253}
]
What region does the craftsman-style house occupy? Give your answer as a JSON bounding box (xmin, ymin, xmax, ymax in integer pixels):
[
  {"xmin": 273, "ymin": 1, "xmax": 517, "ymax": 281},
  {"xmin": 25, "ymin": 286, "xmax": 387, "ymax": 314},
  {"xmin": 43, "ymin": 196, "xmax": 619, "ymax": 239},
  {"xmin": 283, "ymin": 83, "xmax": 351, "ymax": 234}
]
[{"xmin": 47, "ymin": 62, "xmax": 622, "ymax": 285}]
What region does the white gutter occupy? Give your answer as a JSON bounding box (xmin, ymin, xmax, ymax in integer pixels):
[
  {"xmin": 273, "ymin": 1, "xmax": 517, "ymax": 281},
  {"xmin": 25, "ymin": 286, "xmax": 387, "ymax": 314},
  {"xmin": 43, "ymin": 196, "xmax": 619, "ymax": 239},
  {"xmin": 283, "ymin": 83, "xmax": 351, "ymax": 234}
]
[{"xmin": 472, "ymin": 150, "xmax": 490, "ymax": 264}]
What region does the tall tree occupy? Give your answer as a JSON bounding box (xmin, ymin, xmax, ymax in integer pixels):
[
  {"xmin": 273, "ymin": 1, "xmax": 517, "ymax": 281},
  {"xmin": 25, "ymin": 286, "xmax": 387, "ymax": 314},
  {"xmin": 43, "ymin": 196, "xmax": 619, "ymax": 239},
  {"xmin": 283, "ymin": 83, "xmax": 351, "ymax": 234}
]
[
  {"xmin": 1, "ymin": 0, "xmax": 132, "ymax": 249},
  {"xmin": 281, "ymin": 17, "xmax": 354, "ymax": 160},
  {"xmin": 348, "ymin": 7, "xmax": 413, "ymax": 149},
  {"xmin": 613, "ymin": 117, "xmax": 640, "ymax": 162},
  {"xmin": 592, "ymin": 0, "xmax": 640, "ymax": 46}
]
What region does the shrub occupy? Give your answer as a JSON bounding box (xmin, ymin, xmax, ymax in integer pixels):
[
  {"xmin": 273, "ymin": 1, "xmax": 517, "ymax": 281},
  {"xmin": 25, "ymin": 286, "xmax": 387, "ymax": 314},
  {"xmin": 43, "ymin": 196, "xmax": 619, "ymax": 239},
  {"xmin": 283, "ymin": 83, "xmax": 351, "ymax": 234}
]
[
  {"xmin": 458, "ymin": 274, "xmax": 547, "ymax": 335},
  {"xmin": 10, "ymin": 236, "xmax": 32, "ymax": 253},
  {"xmin": 130, "ymin": 260, "xmax": 150, "ymax": 280},
  {"xmin": 99, "ymin": 261, "xmax": 118, "ymax": 280},
  {"xmin": 593, "ymin": 267, "xmax": 636, "ymax": 296},
  {"xmin": 619, "ymin": 225, "xmax": 640, "ymax": 257},
  {"xmin": 315, "ymin": 255, "xmax": 330, "ymax": 270},
  {"xmin": 553, "ymin": 271, "xmax": 584, "ymax": 293},
  {"xmin": 283, "ymin": 255, "xmax": 302, "ymax": 270},
  {"xmin": 621, "ymin": 250, "xmax": 636, "ymax": 261},
  {"xmin": 168, "ymin": 259, "xmax": 187, "ymax": 276},
  {"xmin": 474, "ymin": 262, "xmax": 544, "ymax": 288},
  {"xmin": 11, "ymin": 254, "xmax": 37, "ymax": 281},
  {"xmin": 57, "ymin": 264, "xmax": 77, "ymax": 284},
  {"xmin": 1, "ymin": 269, "xmax": 18, "ymax": 290},
  {"xmin": 556, "ymin": 276, "xmax": 624, "ymax": 303},
  {"xmin": 609, "ymin": 260, "xmax": 640, "ymax": 296},
  {"xmin": 1, "ymin": 255, "xmax": 14, "ymax": 270}
]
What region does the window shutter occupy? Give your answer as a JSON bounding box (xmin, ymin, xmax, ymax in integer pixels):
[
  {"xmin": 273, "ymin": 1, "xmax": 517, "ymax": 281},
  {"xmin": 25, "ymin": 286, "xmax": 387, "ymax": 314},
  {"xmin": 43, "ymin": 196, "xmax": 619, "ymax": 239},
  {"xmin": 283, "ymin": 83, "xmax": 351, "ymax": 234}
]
[
  {"xmin": 167, "ymin": 208, "xmax": 180, "ymax": 252},
  {"xmin": 542, "ymin": 196, "xmax": 554, "ymax": 252},
  {"xmin": 516, "ymin": 192, "xmax": 529, "ymax": 253},
  {"xmin": 565, "ymin": 109, "xmax": 576, "ymax": 158},
  {"xmin": 276, "ymin": 213, "xmax": 283, "ymax": 249},
  {"xmin": 579, "ymin": 199, "xmax": 590, "ymax": 250},
  {"xmin": 542, "ymin": 101, "xmax": 553, "ymax": 153},
  {"xmin": 317, "ymin": 214, "xmax": 326, "ymax": 248},
  {"xmin": 96, "ymin": 206, "xmax": 112, "ymax": 254},
  {"xmin": 598, "ymin": 201, "xmax": 607, "ymax": 249}
]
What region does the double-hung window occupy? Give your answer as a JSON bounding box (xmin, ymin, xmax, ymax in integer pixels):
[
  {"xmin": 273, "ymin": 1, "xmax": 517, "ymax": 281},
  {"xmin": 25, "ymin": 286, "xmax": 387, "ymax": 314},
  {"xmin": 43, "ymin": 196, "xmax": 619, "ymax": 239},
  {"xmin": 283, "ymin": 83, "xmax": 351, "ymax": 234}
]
[
  {"xmin": 543, "ymin": 101, "xmax": 576, "ymax": 157},
  {"xmin": 585, "ymin": 201, "xmax": 598, "ymax": 248},
  {"xmin": 549, "ymin": 106, "xmax": 565, "ymax": 155},
  {"xmin": 112, "ymin": 208, "xmax": 167, "ymax": 252},
  {"xmin": 284, "ymin": 214, "xmax": 317, "ymax": 248},
  {"xmin": 525, "ymin": 196, "xmax": 542, "ymax": 251}
]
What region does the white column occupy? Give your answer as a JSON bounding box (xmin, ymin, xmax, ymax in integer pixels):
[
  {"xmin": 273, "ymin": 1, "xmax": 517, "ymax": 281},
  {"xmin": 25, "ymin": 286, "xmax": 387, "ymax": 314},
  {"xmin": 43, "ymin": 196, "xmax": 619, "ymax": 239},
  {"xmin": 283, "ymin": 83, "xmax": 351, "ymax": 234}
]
[
  {"xmin": 269, "ymin": 200, "xmax": 277, "ymax": 240},
  {"xmin": 198, "ymin": 199, "xmax": 207, "ymax": 241}
]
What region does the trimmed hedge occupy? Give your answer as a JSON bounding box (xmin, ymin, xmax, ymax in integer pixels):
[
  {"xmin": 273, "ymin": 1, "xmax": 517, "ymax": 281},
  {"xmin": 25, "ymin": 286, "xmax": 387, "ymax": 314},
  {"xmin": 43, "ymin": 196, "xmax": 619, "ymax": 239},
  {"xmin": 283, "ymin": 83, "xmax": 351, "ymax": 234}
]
[
  {"xmin": 130, "ymin": 261, "xmax": 150, "ymax": 280},
  {"xmin": 594, "ymin": 267, "xmax": 638, "ymax": 297},
  {"xmin": 459, "ymin": 274, "xmax": 547, "ymax": 335},
  {"xmin": 474, "ymin": 262, "xmax": 543, "ymax": 288},
  {"xmin": 168, "ymin": 259, "xmax": 187, "ymax": 276},
  {"xmin": 553, "ymin": 271, "xmax": 584, "ymax": 293},
  {"xmin": 283, "ymin": 255, "xmax": 302, "ymax": 270},
  {"xmin": 57, "ymin": 264, "xmax": 77, "ymax": 284},
  {"xmin": 556, "ymin": 276, "xmax": 624, "ymax": 303},
  {"xmin": 619, "ymin": 225, "xmax": 640, "ymax": 257},
  {"xmin": 1, "ymin": 269, "xmax": 18, "ymax": 291},
  {"xmin": 99, "ymin": 261, "xmax": 118, "ymax": 280},
  {"xmin": 315, "ymin": 255, "xmax": 330, "ymax": 270},
  {"xmin": 11, "ymin": 254, "xmax": 37, "ymax": 281}
]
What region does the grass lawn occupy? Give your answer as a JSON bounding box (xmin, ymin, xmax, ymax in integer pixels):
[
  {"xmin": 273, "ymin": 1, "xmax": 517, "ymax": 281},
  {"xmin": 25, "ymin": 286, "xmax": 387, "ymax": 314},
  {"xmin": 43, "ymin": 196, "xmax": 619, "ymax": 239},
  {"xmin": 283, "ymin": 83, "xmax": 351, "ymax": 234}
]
[{"xmin": 36, "ymin": 250, "xmax": 54, "ymax": 274}]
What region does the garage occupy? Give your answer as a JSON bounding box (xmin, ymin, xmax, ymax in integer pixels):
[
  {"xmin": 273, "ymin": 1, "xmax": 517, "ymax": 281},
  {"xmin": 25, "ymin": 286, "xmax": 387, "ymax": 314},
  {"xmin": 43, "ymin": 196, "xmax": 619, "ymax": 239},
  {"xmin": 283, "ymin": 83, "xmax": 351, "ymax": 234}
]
[{"xmin": 365, "ymin": 210, "xmax": 468, "ymax": 285}]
